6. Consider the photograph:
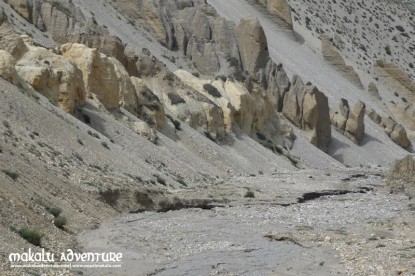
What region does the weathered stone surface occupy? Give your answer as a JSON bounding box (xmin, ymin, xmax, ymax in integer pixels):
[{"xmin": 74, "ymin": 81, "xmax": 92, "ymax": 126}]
[
  {"xmin": 344, "ymin": 100, "xmax": 365, "ymax": 144},
  {"xmin": 302, "ymin": 86, "xmax": 331, "ymax": 152},
  {"xmin": 0, "ymin": 50, "xmax": 21, "ymax": 85},
  {"xmin": 380, "ymin": 116, "xmax": 411, "ymax": 149},
  {"xmin": 0, "ymin": 11, "xmax": 28, "ymax": 59},
  {"xmin": 387, "ymin": 155, "xmax": 415, "ymax": 198},
  {"xmin": 60, "ymin": 43, "xmax": 137, "ymax": 112},
  {"xmin": 375, "ymin": 60, "xmax": 414, "ymax": 93},
  {"xmin": 282, "ymin": 76, "xmax": 306, "ymax": 126},
  {"xmin": 321, "ymin": 35, "xmax": 363, "ymax": 88},
  {"xmin": 132, "ymin": 121, "xmax": 158, "ymax": 144},
  {"xmin": 283, "ymin": 76, "xmax": 331, "ymax": 151},
  {"xmin": 366, "ymin": 107, "xmax": 381, "ymax": 125},
  {"xmin": 187, "ymin": 40, "xmax": 220, "ymax": 75},
  {"xmin": 235, "ymin": 18, "xmax": 269, "ymax": 77},
  {"xmin": 257, "ymin": 0, "xmax": 293, "ymax": 27},
  {"xmin": 175, "ymin": 69, "xmax": 295, "ymax": 148},
  {"xmin": 15, "ymin": 46, "xmax": 85, "ymax": 113},
  {"xmin": 137, "ymin": 55, "xmax": 226, "ymax": 140},
  {"xmin": 368, "ymin": 82, "xmax": 381, "ymax": 100},
  {"xmin": 130, "ymin": 77, "xmax": 165, "ymax": 129},
  {"xmin": 5, "ymin": 0, "xmax": 88, "ymax": 43},
  {"xmin": 330, "ymin": 99, "xmax": 365, "ymax": 144}
]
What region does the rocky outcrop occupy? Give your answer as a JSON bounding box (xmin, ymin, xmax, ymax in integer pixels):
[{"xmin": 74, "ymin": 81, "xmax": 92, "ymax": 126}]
[
  {"xmin": 136, "ymin": 53, "xmax": 226, "ymax": 140},
  {"xmin": 59, "ymin": 43, "xmax": 137, "ymax": 112},
  {"xmin": 387, "ymin": 155, "xmax": 415, "ymax": 199},
  {"xmin": 0, "ymin": 50, "xmax": 21, "ymax": 86},
  {"xmin": 368, "ymin": 82, "xmax": 381, "ymax": 100},
  {"xmin": 4, "ymin": 0, "xmax": 95, "ymax": 43},
  {"xmin": 282, "ymin": 76, "xmax": 331, "ymax": 151},
  {"xmin": 130, "ymin": 77, "xmax": 165, "ymax": 129},
  {"xmin": 257, "ymin": 0, "xmax": 293, "ymax": 27},
  {"xmin": 132, "ymin": 121, "xmax": 158, "ymax": 144},
  {"xmin": 0, "ymin": 11, "xmax": 28, "ymax": 59},
  {"xmin": 380, "ymin": 117, "xmax": 411, "ymax": 149},
  {"xmin": 321, "ymin": 35, "xmax": 363, "ymax": 88},
  {"xmin": 365, "ymin": 107, "xmax": 410, "ymax": 149},
  {"xmin": 375, "ymin": 60, "xmax": 415, "ymax": 94},
  {"xmin": 108, "ymin": 0, "xmax": 240, "ymax": 76},
  {"xmin": 235, "ymin": 18, "xmax": 269, "ymax": 77},
  {"xmin": 15, "ymin": 46, "xmax": 86, "ymax": 113},
  {"xmin": 365, "ymin": 107, "xmax": 381, "ymax": 124},
  {"xmin": 385, "ymin": 101, "xmax": 415, "ymax": 132},
  {"xmin": 330, "ymin": 99, "xmax": 365, "ymax": 144},
  {"xmin": 174, "ymin": 69, "xmax": 295, "ymax": 148}
]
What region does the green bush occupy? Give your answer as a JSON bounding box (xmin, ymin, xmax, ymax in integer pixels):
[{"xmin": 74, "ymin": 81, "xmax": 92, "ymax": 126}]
[
  {"xmin": 54, "ymin": 216, "xmax": 68, "ymax": 230},
  {"xmin": 11, "ymin": 227, "xmax": 43, "ymax": 246},
  {"xmin": 2, "ymin": 169, "xmax": 19, "ymax": 181},
  {"xmin": 47, "ymin": 207, "xmax": 62, "ymax": 217},
  {"xmin": 385, "ymin": 45, "xmax": 391, "ymax": 55},
  {"xmin": 244, "ymin": 190, "xmax": 255, "ymax": 198}
]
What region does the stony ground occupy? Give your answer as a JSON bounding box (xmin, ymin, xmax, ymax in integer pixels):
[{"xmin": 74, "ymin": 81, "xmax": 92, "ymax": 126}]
[{"xmin": 78, "ymin": 169, "xmax": 415, "ymax": 276}]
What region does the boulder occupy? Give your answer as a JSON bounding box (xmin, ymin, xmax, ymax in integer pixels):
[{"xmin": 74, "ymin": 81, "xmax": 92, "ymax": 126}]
[
  {"xmin": 257, "ymin": 0, "xmax": 293, "ymax": 27},
  {"xmin": 331, "ymin": 98, "xmax": 365, "ymax": 144},
  {"xmin": 283, "ymin": 76, "xmax": 331, "ymax": 151},
  {"xmin": 366, "ymin": 107, "xmax": 381, "ymax": 124},
  {"xmin": 15, "ymin": 46, "xmax": 85, "ymax": 114},
  {"xmin": 387, "ymin": 155, "xmax": 415, "ymax": 199},
  {"xmin": 235, "ymin": 18, "xmax": 269, "ymax": 77},
  {"xmin": 60, "ymin": 43, "xmax": 137, "ymax": 112},
  {"xmin": 344, "ymin": 100, "xmax": 365, "ymax": 144},
  {"xmin": 302, "ymin": 86, "xmax": 331, "ymax": 152},
  {"xmin": 380, "ymin": 116, "xmax": 411, "ymax": 149}
]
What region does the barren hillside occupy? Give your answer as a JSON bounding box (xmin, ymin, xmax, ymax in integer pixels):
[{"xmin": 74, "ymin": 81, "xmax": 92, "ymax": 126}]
[{"xmin": 0, "ymin": 0, "xmax": 414, "ymax": 275}]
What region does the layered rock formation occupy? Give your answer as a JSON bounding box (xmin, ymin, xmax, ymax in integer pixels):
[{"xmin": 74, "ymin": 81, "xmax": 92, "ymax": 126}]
[
  {"xmin": 331, "ymin": 99, "xmax": 365, "ymax": 144},
  {"xmin": 59, "ymin": 43, "xmax": 136, "ymax": 112},
  {"xmin": 257, "ymin": 0, "xmax": 293, "ymax": 27},
  {"xmin": 321, "ymin": 35, "xmax": 363, "ymax": 88},
  {"xmin": 282, "ymin": 76, "xmax": 331, "ymax": 151},
  {"xmin": 15, "ymin": 46, "xmax": 86, "ymax": 113}
]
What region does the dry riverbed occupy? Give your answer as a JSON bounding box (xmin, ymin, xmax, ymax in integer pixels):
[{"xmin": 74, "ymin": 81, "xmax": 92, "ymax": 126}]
[{"xmin": 77, "ymin": 169, "xmax": 415, "ymax": 276}]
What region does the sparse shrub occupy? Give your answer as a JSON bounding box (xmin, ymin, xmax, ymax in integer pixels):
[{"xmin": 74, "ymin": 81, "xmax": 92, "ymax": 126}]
[
  {"xmin": 244, "ymin": 190, "xmax": 255, "ymax": 198},
  {"xmin": 192, "ymin": 72, "xmax": 200, "ymax": 78},
  {"xmin": 203, "ymin": 84, "xmax": 221, "ymax": 98},
  {"xmin": 47, "ymin": 207, "xmax": 62, "ymax": 217},
  {"xmin": 385, "ymin": 45, "xmax": 391, "ymax": 55},
  {"xmin": 154, "ymin": 174, "xmax": 166, "ymax": 186},
  {"xmin": 77, "ymin": 138, "xmax": 84, "ymax": 146},
  {"xmin": 54, "ymin": 216, "xmax": 67, "ymax": 230},
  {"xmin": 396, "ymin": 25, "xmax": 405, "ymax": 32},
  {"xmin": 11, "ymin": 227, "xmax": 43, "ymax": 246},
  {"xmin": 83, "ymin": 114, "xmax": 91, "ymax": 124},
  {"xmin": 167, "ymin": 92, "xmax": 186, "ymax": 105},
  {"xmin": 99, "ymin": 189, "xmax": 120, "ymax": 206},
  {"xmin": 409, "ymin": 63, "xmax": 414, "ymax": 69},
  {"xmin": 2, "ymin": 169, "xmax": 19, "ymax": 181},
  {"xmin": 101, "ymin": 141, "xmax": 109, "ymax": 149}
]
